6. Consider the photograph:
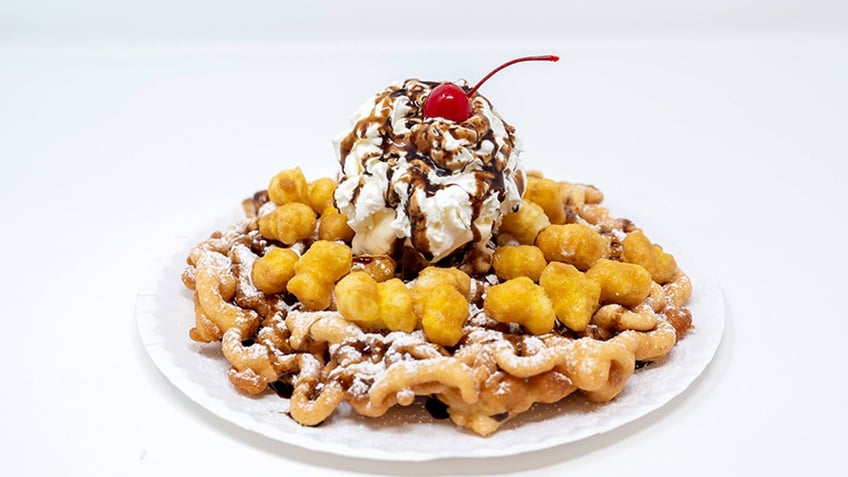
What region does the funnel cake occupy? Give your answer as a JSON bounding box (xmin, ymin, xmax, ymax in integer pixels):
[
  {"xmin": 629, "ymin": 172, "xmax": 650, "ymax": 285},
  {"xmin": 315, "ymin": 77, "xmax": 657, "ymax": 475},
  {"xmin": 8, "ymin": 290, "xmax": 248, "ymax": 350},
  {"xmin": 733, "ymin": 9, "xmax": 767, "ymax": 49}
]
[
  {"xmin": 179, "ymin": 64, "xmax": 693, "ymax": 436},
  {"xmin": 181, "ymin": 175, "xmax": 692, "ymax": 436}
]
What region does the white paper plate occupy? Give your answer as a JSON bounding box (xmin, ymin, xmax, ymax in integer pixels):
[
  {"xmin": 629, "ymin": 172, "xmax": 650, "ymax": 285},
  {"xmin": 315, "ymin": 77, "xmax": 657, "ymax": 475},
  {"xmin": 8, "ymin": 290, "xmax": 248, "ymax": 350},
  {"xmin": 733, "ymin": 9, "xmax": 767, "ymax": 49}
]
[{"xmin": 136, "ymin": 210, "xmax": 725, "ymax": 461}]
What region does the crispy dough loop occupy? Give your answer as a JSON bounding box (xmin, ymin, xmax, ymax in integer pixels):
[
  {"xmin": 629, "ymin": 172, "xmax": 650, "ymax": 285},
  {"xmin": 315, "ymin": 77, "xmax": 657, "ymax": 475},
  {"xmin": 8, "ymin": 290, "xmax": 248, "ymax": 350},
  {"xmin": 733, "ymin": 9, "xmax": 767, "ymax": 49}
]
[
  {"xmin": 592, "ymin": 303, "xmax": 658, "ymax": 332},
  {"xmin": 645, "ymin": 282, "xmax": 667, "ymax": 313},
  {"xmin": 370, "ymin": 358, "xmax": 477, "ymax": 406},
  {"xmin": 192, "ymin": 251, "xmax": 259, "ymax": 342},
  {"xmin": 484, "ymin": 332, "xmax": 635, "ymax": 402},
  {"xmin": 189, "ymin": 294, "xmax": 221, "ymax": 342},
  {"xmin": 349, "ymin": 358, "xmax": 478, "ymax": 418},
  {"xmin": 286, "ymin": 310, "xmax": 365, "ymax": 350},
  {"xmin": 256, "ymin": 314, "xmax": 293, "ymax": 355},
  {"xmin": 386, "ymin": 334, "xmax": 447, "ymax": 360},
  {"xmin": 561, "ymin": 182, "xmax": 604, "ymax": 207},
  {"xmin": 187, "ymin": 220, "xmax": 252, "ymax": 264},
  {"xmin": 664, "ymin": 269, "xmax": 693, "ymax": 308},
  {"xmin": 565, "ymin": 338, "xmax": 636, "ymax": 401},
  {"xmin": 441, "ymin": 369, "xmax": 577, "ymax": 436},
  {"xmin": 222, "ymin": 328, "xmax": 281, "ymax": 391},
  {"xmin": 289, "ymin": 354, "xmax": 345, "ymax": 426},
  {"xmin": 489, "ymin": 338, "xmax": 564, "ymax": 378},
  {"xmin": 612, "ymin": 318, "xmax": 679, "ymax": 361}
]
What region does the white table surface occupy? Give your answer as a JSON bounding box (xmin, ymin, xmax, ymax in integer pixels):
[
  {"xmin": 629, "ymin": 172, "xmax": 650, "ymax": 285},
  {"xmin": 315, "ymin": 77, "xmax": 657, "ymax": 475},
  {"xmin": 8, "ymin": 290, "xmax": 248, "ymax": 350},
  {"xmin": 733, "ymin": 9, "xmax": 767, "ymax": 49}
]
[{"xmin": 2, "ymin": 3, "xmax": 847, "ymax": 475}]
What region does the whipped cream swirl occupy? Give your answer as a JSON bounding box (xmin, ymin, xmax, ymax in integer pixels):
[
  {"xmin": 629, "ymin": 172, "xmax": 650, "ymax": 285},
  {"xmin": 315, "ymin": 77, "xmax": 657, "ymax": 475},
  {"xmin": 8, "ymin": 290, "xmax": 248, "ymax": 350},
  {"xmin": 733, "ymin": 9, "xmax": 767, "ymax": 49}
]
[{"xmin": 334, "ymin": 79, "xmax": 526, "ymax": 270}]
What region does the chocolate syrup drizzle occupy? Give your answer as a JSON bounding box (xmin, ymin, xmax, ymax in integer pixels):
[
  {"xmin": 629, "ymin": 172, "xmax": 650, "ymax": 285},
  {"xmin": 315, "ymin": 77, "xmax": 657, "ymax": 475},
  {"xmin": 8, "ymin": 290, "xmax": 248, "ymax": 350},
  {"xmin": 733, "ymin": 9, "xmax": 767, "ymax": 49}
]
[{"xmin": 335, "ymin": 79, "xmax": 525, "ymax": 275}]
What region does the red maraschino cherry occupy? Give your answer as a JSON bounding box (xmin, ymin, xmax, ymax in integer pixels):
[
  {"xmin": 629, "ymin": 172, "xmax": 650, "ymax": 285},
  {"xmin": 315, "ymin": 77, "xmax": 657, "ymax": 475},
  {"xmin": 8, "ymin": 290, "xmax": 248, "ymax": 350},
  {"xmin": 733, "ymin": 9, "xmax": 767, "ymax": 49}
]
[
  {"xmin": 422, "ymin": 54, "xmax": 560, "ymax": 122},
  {"xmin": 422, "ymin": 83, "xmax": 472, "ymax": 122}
]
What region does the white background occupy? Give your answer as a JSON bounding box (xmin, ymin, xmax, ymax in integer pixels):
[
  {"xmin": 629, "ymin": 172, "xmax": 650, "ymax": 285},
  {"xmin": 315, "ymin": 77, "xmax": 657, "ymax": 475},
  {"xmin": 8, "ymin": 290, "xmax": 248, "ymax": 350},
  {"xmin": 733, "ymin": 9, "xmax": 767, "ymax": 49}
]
[{"xmin": 2, "ymin": 1, "xmax": 847, "ymax": 476}]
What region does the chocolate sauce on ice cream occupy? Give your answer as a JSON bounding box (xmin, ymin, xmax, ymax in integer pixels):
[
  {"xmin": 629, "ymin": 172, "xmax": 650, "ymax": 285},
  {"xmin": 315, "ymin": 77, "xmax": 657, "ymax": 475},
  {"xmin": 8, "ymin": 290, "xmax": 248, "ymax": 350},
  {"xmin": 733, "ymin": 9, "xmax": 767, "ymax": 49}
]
[{"xmin": 333, "ymin": 79, "xmax": 526, "ymax": 275}]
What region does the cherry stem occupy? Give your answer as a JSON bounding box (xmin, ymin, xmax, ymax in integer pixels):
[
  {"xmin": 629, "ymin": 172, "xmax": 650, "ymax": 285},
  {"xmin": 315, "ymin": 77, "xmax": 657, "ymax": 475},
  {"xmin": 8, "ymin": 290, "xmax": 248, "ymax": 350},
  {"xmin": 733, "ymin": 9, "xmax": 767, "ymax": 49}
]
[{"xmin": 467, "ymin": 55, "xmax": 560, "ymax": 97}]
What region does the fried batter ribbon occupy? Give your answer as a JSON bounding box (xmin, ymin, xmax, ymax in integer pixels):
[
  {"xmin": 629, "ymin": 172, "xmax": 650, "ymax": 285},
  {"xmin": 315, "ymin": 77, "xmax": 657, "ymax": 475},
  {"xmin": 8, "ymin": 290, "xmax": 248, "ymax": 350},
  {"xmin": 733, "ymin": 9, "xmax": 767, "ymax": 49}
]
[{"xmin": 190, "ymin": 251, "xmax": 259, "ymax": 342}]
